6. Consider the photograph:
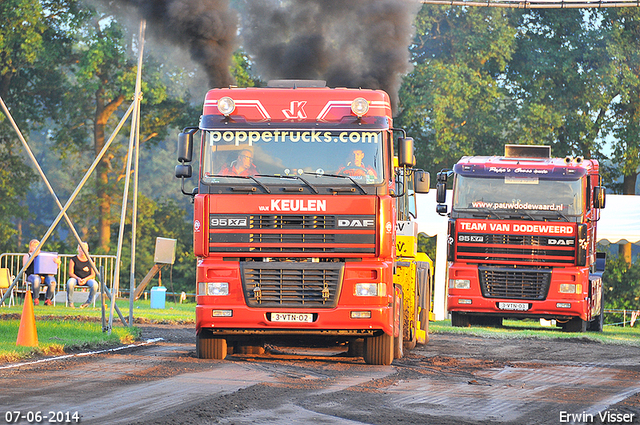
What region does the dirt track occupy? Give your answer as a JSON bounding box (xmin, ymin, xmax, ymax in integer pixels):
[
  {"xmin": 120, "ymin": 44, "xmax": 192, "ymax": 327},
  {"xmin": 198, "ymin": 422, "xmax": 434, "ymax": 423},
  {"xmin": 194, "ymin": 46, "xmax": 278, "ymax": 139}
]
[{"xmin": 1, "ymin": 325, "xmax": 639, "ymax": 425}]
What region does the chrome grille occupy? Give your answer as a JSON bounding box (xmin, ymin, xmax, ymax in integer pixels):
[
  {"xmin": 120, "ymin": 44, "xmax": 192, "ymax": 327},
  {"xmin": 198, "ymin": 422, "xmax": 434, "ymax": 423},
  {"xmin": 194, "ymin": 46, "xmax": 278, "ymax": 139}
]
[
  {"xmin": 479, "ymin": 266, "xmax": 551, "ymax": 300},
  {"xmin": 242, "ymin": 262, "xmax": 343, "ymax": 308},
  {"xmin": 251, "ymin": 215, "xmax": 335, "ymax": 229},
  {"xmin": 456, "ymin": 233, "xmax": 575, "ymax": 265}
]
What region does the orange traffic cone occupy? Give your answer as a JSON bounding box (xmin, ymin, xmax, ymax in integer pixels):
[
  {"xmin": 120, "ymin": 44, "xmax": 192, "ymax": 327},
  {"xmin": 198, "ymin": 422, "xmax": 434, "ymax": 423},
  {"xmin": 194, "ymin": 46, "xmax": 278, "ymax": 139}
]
[{"xmin": 16, "ymin": 290, "xmax": 38, "ymax": 347}]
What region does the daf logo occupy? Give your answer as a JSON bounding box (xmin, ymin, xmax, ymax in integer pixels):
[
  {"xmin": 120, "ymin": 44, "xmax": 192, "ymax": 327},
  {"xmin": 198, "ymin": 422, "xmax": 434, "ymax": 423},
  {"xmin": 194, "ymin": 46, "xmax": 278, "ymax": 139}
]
[
  {"xmin": 338, "ymin": 219, "xmax": 374, "ymax": 227},
  {"xmin": 548, "ymin": 238, "xmax": 574, "ymax": 246}
]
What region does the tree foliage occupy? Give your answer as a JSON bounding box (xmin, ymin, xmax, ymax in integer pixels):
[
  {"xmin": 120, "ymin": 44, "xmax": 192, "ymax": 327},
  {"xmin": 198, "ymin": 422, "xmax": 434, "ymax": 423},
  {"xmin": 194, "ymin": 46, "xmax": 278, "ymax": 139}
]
[
  {"xmin": 50, "ymin": 4, "xmax": 198, "ymax": 253},
  {"xmin": 397, "ymin": 6, "xmax": 516, "ymax": 177},
  {"xmin": 603, "ymin": 254, "xmax": 640, "ymax": 323},
  {"xmin": 399, "ymin": 5, "xmax": 640, "ymax": 192},
  {"xmin": 116, "ymin": 195, "xmax": 195, "ymax": 294},
  {"xmin": 0, "ymin": 0, "xmax": 86, "ymax": 250},
  {"xmin": 602, "ymin": 8, "xmax": 640, "ymax": 195}
]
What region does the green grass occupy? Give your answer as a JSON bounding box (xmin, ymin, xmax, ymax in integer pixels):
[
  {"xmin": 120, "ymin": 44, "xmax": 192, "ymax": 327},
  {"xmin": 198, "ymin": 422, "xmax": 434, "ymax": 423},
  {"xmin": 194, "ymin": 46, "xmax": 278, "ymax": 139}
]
[
  {"xmin": 431, "ymin": 319, "xmax": 640, "ymax": 346},
  {"xmin": 0, "ymin": 319, "xmax": 140, "ymax": 363},
  {"xmin": 0, "ymin": 298, "xmax": 195, "ymax": 363}
]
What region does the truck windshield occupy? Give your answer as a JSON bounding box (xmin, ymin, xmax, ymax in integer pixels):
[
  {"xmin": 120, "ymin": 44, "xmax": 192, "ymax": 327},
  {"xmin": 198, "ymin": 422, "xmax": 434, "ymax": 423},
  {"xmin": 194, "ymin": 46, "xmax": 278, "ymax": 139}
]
[
  {"xmin": 453, "ymin": 175, "xmax": 584, "ymax": 216},
  {"xmin": 201, "ymin": 129, "xmax": 384, "ymax": 185}
]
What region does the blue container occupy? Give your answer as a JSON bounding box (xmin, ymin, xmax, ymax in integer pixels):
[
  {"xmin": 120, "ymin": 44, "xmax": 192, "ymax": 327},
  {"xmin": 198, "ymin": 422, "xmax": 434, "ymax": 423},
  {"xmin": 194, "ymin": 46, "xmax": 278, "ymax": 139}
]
[{"xmin": 150, "ymin": 286, "xmax": 167, "ymax": 309}]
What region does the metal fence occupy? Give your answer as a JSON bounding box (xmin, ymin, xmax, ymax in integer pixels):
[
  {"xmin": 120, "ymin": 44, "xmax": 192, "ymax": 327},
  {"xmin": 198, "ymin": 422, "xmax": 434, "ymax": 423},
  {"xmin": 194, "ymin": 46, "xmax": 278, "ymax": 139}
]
[
  {"xmin": 0, "ymin": 252, "xmax": 117, "ymax": 303},
  {"xmin": 604, "ymin": 309, "xmax": 640, "ymax": 327}
]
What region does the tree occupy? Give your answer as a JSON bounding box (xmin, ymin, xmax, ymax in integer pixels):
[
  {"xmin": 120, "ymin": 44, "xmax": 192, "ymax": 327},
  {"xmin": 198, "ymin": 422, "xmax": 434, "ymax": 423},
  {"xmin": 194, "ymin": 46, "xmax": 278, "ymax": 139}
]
[
  {"xmin": 603, "ymin": 254, "xmax": 640, "ymax": 323},
  {"xmin": 397, "ymin": 5, "xmax": 517, "ymax": 177},
  {"xmin": 506, "ymin": 10, "xmax": 615, "ymax": 159},
  {"xmin": 52, "ymin": 5, "xmax": 193, "ymax": 253},
  {"xmin": 0, "ymin": 0, "xmax": 85, "ymax": 249},
  {"xmin": 598, "ymin": 9, "xmax": 640, "ymax": 264},
  {"xmin": 603, "ymin": 9, "xmax": 640, "ymax": 196},
  {"xmin": 116, "ymin": 195, "xmax": 195, "ymax": 293}
]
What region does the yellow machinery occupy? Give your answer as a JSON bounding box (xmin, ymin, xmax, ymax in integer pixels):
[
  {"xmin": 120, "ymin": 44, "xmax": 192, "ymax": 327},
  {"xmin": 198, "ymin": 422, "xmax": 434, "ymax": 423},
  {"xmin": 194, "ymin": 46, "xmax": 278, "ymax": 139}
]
[{"xmin": 393, "ymin": 158, "xmax": 434, "ymax": 350}]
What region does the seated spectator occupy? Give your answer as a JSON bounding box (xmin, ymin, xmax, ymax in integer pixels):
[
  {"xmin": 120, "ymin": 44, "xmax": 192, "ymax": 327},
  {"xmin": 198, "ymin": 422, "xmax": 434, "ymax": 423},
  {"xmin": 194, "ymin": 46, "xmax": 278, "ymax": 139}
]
[
  {"xmin": 66, "ymin": 242, "xmax": 99, "ymax": 309},
  {"xmin": 23, "ymin": 239, "xmax": 59, "ymax": 306}
]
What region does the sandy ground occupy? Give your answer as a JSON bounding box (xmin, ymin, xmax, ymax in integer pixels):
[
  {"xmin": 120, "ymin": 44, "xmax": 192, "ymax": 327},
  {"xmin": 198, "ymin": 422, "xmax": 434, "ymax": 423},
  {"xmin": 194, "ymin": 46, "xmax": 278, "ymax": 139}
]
[{"xmin": 1, "ymin": 324, "xmax": 639, "ymax": 425}]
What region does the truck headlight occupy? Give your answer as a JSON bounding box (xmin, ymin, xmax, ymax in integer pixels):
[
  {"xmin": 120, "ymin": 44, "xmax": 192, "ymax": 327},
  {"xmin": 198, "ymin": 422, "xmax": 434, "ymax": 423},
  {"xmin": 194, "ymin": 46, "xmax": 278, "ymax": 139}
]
[
  {"xmin": 355, "ymin": 283, "xmax": 378, "ymax": 296},
  {"xmin": 449, "ymin": 279, "xmax": 471, "ymax": 289},
  {"xmin": 198, "ymin": 282, "xmax": 229, "ymax": 296},
  {"xmin": 217, "ymin": 96, "xmax": 235, "ymax": 116},
  {"xmin": 351, "ymin": 98, "xmax": 369, "ymax": 117},
  {"xmin": 559, "ymin": 284, "xmax": 582, "ymax": 294}
]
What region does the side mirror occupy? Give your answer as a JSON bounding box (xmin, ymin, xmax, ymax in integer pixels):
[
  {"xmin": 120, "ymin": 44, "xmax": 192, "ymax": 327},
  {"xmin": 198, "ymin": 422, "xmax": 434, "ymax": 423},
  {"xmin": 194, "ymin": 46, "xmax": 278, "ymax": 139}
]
[
  {"xmin": 175, "ymin": 164, "xmax": 192, "ymax": 179},
  {"xmin": 436, "ymin": 182, "xmax": 447, "ymax": 204},
  {"xmin": 414, "ymin": 170, "xmax": 430, "ymax": 193},
  {"xmin": 594, "ymin": 186, "xmax": 606, "ymax": 209},
  {"xmin": 436, "ymin": 204, "xmax": 448, "ymax": 215},
  {"xmin": 177, "ymin": 128, "xmax": 198, "ymax": 163},
  {"xmin": 437, "ymin": 170, "xmax": 449, "ymax": 184},
  {"xmin": 398, "ymin": 137, "xmax": 415, "ymax": 167}
]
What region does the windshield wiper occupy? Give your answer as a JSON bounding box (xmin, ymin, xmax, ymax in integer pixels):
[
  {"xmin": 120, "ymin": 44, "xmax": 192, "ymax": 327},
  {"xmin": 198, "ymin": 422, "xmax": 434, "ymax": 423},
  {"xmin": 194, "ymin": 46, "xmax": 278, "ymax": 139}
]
[
  {"xmin": 511, "ymin": 210, "xmax": 536, "ymax": 221},
  {"xmin": 302, "ymin": 172, "xmax": 366, "ymax": 194},
  {"xmin": 468, "ymin": 208, "xmax": 504, "ymax": 219},
  {"xmin": 210, "ymin": 174, "xmax": 271, "ymax": 193},
  {"xmin": 541, "ymin": 210, "xmax": 570, "ymax": 222},
  {"xmin": 256, "ymin": 174, "xmax": 319, "ymax": 194}
]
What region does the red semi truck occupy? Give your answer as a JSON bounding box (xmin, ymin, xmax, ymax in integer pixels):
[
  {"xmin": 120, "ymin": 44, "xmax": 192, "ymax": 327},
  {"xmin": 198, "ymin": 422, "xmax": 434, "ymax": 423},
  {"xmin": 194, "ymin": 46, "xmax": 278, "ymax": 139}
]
[
  {"xmin": 175, "ymin": 80, "xmax": 430, "ymax": 364},
  {"xmin": 436, "ymin": 145, "xmax": 606, "ymax": 332}
]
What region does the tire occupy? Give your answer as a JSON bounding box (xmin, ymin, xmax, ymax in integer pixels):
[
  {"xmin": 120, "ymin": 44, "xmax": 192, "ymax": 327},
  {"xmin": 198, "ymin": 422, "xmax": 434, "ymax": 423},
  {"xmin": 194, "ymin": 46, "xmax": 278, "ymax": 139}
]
[
  {"xmin": 394, "ymin": 290, "xmax": 404, "ymax": 359},
  {"xmin": 587, "ymin": 292, "xmax": 604, "ymax": 332},
  {"xmin": 347, "ymin": 338, "xmax": 364, "ymax": 357},
  {"xmin": 421, "ymin": 307, "xmax": 430, "ymax": 345},
  {"xmin": 451, "ymin": 311, "xmax": 470, "ymax": 328},
  {"xmin": 470, "ymin": 315, "xmax": 503, "ymax": 327},
  {"xmin": 404, "ymin": 282, "xmax": 418, "ymax": 351},
  {"xmin": 196, "ymin": 331, "xmax": 227, "ymax": 359},
  {"xmin": 363, "ymin": 332, "xmax": 394, "ymax": 365},
  {"xmin": 563, "ymin": 317, "xmax": 587, "ymax": 333},
  {"xmin": 418, "ymin": 278, "xmax": 430, "ymax": 345},
  {"xmin": 236, "ymin": 345, "xmax": 265, "ymax": 355}
]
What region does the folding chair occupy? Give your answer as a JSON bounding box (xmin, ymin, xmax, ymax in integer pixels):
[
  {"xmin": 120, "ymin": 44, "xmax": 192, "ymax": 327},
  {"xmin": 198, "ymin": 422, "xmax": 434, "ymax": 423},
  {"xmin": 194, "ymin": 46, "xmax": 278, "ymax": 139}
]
[{"xmin": 0, "ymin": 268, "xmax": 15, "ymax": 307}]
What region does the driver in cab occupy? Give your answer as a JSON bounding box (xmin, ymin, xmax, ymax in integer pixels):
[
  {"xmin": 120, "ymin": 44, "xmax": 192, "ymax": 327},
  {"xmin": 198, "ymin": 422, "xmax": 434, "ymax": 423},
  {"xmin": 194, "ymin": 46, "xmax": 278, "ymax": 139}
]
[
  {"xmin": 219, "ymin": 149, "xmax": 258, "ymax": 176},
  {"xmin": 337, "ymin": 149, "xmax": 377, "ymax": 178}
]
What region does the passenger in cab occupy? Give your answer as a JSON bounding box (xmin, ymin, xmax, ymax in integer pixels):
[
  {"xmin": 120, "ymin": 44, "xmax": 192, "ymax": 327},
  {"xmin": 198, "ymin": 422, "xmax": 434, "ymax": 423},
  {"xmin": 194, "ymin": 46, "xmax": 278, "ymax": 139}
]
[
  {"xmin": 219, "ymin": 149, "xmax": 259, "ymax": 176},
  {"xmin": 337, "ymin": 149, "xmax": 377, "ymax": 178}
]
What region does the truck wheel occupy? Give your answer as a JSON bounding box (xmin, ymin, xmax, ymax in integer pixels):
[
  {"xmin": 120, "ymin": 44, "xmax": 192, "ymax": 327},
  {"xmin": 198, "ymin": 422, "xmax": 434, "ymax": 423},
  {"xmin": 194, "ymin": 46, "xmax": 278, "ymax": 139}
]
[
  {"xmin": 563, "ymin": 317, "xmax": 587, "ymax": 333},
  {"xmin": 587, "ymin": 292, "xmax": 604, "ymax": 332},
  {"xmin": 451, "ymin": 311, "xmax": 470, "ymax": 327},
  {"xmin": 394, "ymin": 290, "xmax": 404, "ymax": 359},
  {"xmin": 236, "ymin": 345, "xmax": 265, "ymax": 355},
  {"xmin": 347, "ymin": 338, "xmax": 364, "ymax": 357},
  {"xmin": 420, "ymin": 306, "xmax": 430, "ymax": 345},
  {"xmin": 363, "ymin": 332, "xmax": 394, "ymax": 365},
  {"xmin": 196, "ymin": 331, "xmax": 227, "ymax": 359},
  {"xmin": 418, "ymin": 280, "xmax": 430, "ymax": 345},
  {"xmin": 404, "ymin": 283, "xmax": 418, "ymax": 350},
  {"xmin": 471, "ymin": 315, "xmax": 503, "ymax": 327}
]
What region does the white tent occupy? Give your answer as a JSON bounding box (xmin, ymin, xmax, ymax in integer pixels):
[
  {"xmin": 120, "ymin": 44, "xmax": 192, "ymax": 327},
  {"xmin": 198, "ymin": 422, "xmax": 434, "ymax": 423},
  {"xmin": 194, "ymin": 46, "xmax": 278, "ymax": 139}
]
[
  {"xmin": 415, "ymin": 193, "xmax": 640, "ymax": 320},
  {"xmin": 597, "ymin": 194, "xmax": 640, "ymax": 244},
  {"xmin": 415, "ymin": 192, "xmax": 451, "ymax": 320}
]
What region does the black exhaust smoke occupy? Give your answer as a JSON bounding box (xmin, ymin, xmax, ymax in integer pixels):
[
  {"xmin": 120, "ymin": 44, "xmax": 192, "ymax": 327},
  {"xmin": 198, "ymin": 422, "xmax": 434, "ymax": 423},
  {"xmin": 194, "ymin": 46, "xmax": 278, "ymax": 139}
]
[
  {"xmin": 102, "ymin": 0, "xmax": 420, "ymax": 109},
  {"xmin": 241, "ymin": 0, "xmax": 421, "ymax": 110},
  {"xmin": 113, "ymin": 0, "xmax": 238, "ymax": 88}
]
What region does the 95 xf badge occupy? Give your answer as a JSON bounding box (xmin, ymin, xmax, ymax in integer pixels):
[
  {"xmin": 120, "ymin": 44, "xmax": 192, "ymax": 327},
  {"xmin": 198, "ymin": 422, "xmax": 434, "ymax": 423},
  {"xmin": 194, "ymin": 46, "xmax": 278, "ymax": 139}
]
[{"xmin": 210, "ymin": 216, "xmax": 248, "ymax": 228}]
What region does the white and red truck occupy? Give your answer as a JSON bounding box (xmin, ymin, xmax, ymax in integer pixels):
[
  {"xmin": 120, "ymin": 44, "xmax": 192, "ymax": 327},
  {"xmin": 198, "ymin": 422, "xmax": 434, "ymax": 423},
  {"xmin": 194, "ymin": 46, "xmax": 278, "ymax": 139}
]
[{"xmin": 436, "ymin": 145, "xmax": 606, "ymax": 332}]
